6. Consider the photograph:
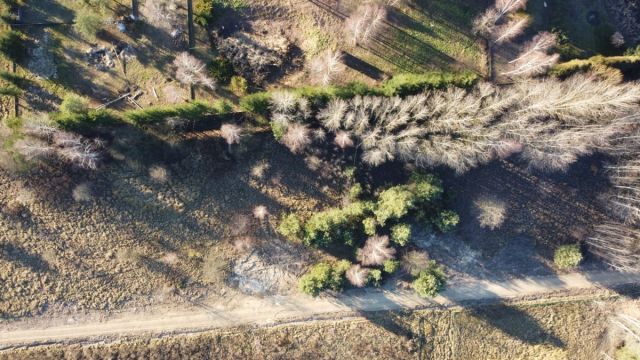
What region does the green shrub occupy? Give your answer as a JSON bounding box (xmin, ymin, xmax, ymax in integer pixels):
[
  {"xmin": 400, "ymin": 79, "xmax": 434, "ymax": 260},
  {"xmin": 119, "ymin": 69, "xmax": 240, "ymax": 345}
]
[
  {"xmin": 362, "ymin": 217, "xmax": 377, "ymax": 236},
  {"xmin": 391, "ymin": 223, "xmax": 411, "ymax": 246},
  {"xmin": 381, "ymin": 71, "xmax": 478, "ymax": 97},
  {"xmin": 413, "ymin": 261, "xmax": 446, "ymax": 298},
  {"xmin": 271, "ymin": 121, "xmax": 286, "ymax": 141},
  {"xmin": 123, "ymin": 101, "xmax": 218, "ymax": 125},
  {"xmin": 369, "ymin": 269, "xmax": 382, "ymax": 287},
  {"xmin": 383, "ymin": 259, "xmax": 400, "ymax": 274},
  {"xmin": 554, "ymin": 244, "xmax": 583, "ymax": 269},
  {"xmin": 409, "ymin": 173, "xmax": 443, "ymax": 204},
  {"xmin": 298, "ymin": 260, "xmax": 351, "ymax": 296},
  {"xmin": 277, "ymin": 213, "xmax": 302, "ymax": 241},
  {"xmin": 349, "ymin": 183, "xmax": 362, "ymax": 200},
  {"xmin": 229, "ymin": 75, "xmax": 248, "ymax": 96},
  {"xmin": 53, "ymin": 109, "xmax": 119, "ymax": 132},
  {"xmin": 303, "ymin": 201, "xmax": 374, "ymax": 247},
  {"xmin": 194, "ymin": 0, "xmax": 214, "ymax": 27},
  {"xmin": 74, "ymin": 8, "xmax": 103, "ymax": 40},
  {"xmin": 374, "ymin": 186, "xmax": 414, "ymax": 226},
  {"xmin": 434, "ymin": 210, "xmax": 459, "ymax": 233},
  {"xmin": 60, "ymin": 94, "xmax": 89, "ymax": 114},
  {"xmin": 240, "ymin": 92, "xmax": 271, "ymax": 117},
  {"xmin": 0, "ymin": 30, "xmax": 26, "ymax": 63},
  {"xmin": 208, "ymin": 57, "xmax": 234, "ymax": 85}
]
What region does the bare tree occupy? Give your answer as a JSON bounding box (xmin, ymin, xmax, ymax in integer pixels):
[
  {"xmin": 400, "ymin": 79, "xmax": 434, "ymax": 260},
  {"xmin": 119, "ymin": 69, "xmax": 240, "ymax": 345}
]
[
  {"xmin": 611, "ymin": 31, "xmax": 626, "ymax": 47},
  {"xmin": 174, "ymin": 52, "xmax": 216, "ymax": 90},
  {"xmin": 253, "ymin": 205, "xmax": 269, "ymax": 221},
  {"xmin": 310, "ymin": 73, "xmax": 640, "ymax": 173},
  {"xmin": 310, "ymin": 49, "xmax": 345, "ymax": 86},
  {"xmin": 507, "ymin": 31, "xmax": 557, "ymax": 64},
  {"xmin": 356, "ymin": 235, "xmax": 396, "ymax": 266},
  {"xmin": 474, "ymin": 196, "xmax": 507, "ymax": 229},
  {"xmin": 493, "ymin": 17, "xmax": 529, "ymax": 44},
  {"xmin": 503, "ymin": 50, "xmax": 559, "ymax": 77},
  {"xmin": 503, "ymin": 31, "xmax": 559, "ymax": 77},
  {"xmin": 344, "ymin": 3, "xmax": 387, "ymax": 46},
  {"xmin": 346, "ymin": 264, "xmax": 370, "ymax": 287},
  {"xmin": 334, "ymin": 131, "xmax": 354, "ymax": 149},
  {"xmin": 15, "ymin": 118, "xmax": 103, "ymax": 170},
  {"xmin": 587, "ymin": 222, "xmax": 640, "ymax": 272},
  {"xmin": 220, "ymin": 123, "xmax": 242, "ymax": 152},
  {"xmin": 270, "ymin": 91, "xmax": 298, "ymax": 114},
  {"xmin": 606, "ymin": 159, "xmax": 640, "ymax": 225},
  {"xmin": 281, "ymin": 123, "xmax": 311, "ymax": 154},
  {"xmin": 473, "ymin": 0, "xmax": 528, "ymax": 42}
]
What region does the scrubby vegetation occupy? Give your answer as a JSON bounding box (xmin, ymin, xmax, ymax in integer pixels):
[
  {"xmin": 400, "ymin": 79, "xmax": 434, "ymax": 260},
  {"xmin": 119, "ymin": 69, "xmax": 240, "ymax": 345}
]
[
  {"xmin": 554, "ymin": 245, "xmax": 583, "ymax": 270},
  {"xmin": 1, "ymin": 0, "xmax": 640, "ymax": 354}
]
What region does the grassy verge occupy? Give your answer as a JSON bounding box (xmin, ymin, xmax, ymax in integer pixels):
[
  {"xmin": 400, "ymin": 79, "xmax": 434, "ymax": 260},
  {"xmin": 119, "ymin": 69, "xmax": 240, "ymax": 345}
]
[{"xmin": 0, "ymin": 296, "xmax": 626, "ymax": 359}]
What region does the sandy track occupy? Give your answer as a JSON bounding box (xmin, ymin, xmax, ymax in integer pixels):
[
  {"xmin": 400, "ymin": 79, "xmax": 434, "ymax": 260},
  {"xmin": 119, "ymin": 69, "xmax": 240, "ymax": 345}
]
[{"xmin": 0, "ymin": 270, "xmax": 638, "ymax": 350}]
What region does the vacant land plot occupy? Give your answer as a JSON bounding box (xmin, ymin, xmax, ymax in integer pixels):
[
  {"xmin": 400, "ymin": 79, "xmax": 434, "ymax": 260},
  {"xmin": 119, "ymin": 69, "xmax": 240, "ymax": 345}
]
[
  {"xmin": 1, "ymin": 297, "xmax": 632, "ymax": 359},
  {"xmin": 0, "ymin": 125, "xmax": 345, "ymax": 319}
]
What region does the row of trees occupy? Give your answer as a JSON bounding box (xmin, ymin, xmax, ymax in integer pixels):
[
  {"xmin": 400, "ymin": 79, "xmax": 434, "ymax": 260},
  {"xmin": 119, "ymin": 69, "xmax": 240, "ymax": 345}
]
[{"xmin": 297, "ymin": 73, "xmax": 640, "ymax": 173}]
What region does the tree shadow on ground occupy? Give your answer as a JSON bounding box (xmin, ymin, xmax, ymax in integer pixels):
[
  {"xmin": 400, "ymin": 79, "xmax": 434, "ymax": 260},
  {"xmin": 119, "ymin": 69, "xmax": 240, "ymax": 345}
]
[
  {"xmin": 0, "ymin": 242, "xmax": 52, "ymax": 273},
  {"xmin": 467, "ymin": 303, "xmax": 565, "ymax": 348},
  {"xmin": 341, "ymin": 52, "xmax": 387, "ymax": 81}
]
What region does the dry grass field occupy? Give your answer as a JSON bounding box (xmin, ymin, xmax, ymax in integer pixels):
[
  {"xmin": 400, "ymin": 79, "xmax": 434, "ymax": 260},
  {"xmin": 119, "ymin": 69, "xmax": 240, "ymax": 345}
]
[{"xmin": 2, "ymin": 296, "xmax": 635, "ymax": 360}]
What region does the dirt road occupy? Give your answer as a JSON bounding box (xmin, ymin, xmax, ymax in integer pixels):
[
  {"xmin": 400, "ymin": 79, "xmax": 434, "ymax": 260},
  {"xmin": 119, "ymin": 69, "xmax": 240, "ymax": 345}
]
[{"xmin": 0, "ymin": 270, "xmax": 638, "ymax": 350}]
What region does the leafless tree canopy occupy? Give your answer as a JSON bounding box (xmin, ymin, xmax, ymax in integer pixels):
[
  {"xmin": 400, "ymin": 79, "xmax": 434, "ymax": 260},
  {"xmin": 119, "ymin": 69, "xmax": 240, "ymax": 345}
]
[
  {"xmin": 315, "ymin": 74, "xmax": 640, "ymax": 173},
  {"xmin": 346, "ymin": 264, "xmax": 370, "ymax": 287},
  {"xmin": 356, "ymin": 235, "xmax": 396, "ymax": 266},
  {"xmin": 281, "ymin": 123, "xmax": 312, "ymax": 154},
  {"xmin": 344, "ymin": 3, "xmax": 387, "ymax": 46},
  {"xmin": 473, "ymin": 0, "xmax": 528, "ymax": 43},
  {"xmin": 310, "ymin": 49, "xmax": 345, "ymax": 86},
  {"xmin": 606, "ymin": 159, "xmax": 640, "ymax": 225},
  {"xmin": 474, "ymin": 196, "xmax": 507, "ymax": 230},
  {"xmin": 220, "ymin": 123, "xmax": 242, "ymax": 146},
  {"xmin": 587, "ymin": 222, "xmax": 640, "ymax": 272},
  {"xmin": 174, "ymin": 52, "xmax": 216, "ymax": 90},
  {"xmin": 503, "ymin": 31, "xmax": 559, "ymax": 77}
]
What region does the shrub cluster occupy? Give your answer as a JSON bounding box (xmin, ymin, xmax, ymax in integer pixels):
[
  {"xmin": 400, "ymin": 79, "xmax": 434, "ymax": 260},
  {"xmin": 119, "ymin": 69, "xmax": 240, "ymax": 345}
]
[
  {"xmin": 298, "ymin": 260, "xmax": 351, "ymax": 296},
  {"xmin": 283, "ymin": 173, "xmax": 455, "ymax": 249},
  {"xmin": 303, "ymin": 201, "xmax": 375, "ymax": 247}
]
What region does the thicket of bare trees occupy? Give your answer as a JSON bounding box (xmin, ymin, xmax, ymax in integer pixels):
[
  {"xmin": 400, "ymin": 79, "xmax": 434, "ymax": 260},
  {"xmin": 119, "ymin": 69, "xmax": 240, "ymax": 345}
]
[
  {"xmin": 473, "ymin": 0, "xmax": 528, "ymax": 44},
  {"xmin": 314, "ymin": 73, "xmax": 640, "ymax": 173},
  {"xmin": 588, "ymin": 223, "xmax": 639, "ymax": 272},
  {"xmin": 587, "ymin": 157, "xmax": 640, "ymax": 272},
  {"xmin": 14, "ymin": 119, "xmax": 103, "ymax": 170},
  {"xmin": 606, "ymin": 159, "xmax": 640, "ymax": 225},
  {"xmin": 174, "ymin": 53, "xmax": 216, "ymax": 90},
  {"xmin": 503, "ymin": 31, "xmax": 560, "ymax": 77},
  {"xmin": 310, "ymin": 49, "xmax": 346, "ymax": 86},
  {"xmin": 344, "ymin": 3, "xmax": 387, "ymax": 46}
]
